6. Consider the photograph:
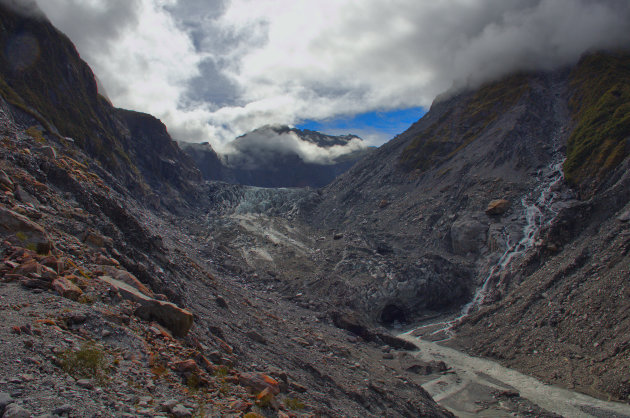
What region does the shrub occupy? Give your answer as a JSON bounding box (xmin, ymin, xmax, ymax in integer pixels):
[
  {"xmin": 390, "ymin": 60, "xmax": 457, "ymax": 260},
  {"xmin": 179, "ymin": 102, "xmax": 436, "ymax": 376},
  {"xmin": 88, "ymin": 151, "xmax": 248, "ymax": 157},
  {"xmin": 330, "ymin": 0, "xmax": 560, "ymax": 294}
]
[
  {"xmin": 59, "ymin": 342, "xmax": 108, "ymax": 382},
  {"xmin": 284, "ymin": 397, "xmax": 306, "ymax": 410}
]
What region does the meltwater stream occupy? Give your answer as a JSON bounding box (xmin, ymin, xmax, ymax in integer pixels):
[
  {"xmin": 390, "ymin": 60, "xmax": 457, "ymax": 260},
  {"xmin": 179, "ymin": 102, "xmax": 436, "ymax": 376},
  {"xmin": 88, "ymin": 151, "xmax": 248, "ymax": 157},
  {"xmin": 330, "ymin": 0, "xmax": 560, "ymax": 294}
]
[
  {"xmin": 399, "ymin": 145, "xmax": 630, "ymax": 416},
  {"xmin": 408, "ymin": 148, "xmax": 567, "ymax": 340}
]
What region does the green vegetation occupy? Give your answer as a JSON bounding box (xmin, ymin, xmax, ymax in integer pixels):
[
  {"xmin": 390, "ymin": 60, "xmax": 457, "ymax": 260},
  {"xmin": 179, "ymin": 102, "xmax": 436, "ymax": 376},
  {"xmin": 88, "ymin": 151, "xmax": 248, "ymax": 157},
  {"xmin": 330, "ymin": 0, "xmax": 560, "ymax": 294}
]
[
  {"xmin": 25, "ymin": 125, "xmax": 45, "ymax": 143},
  {"xmin": 284, "ymin": 397, "xmax": 306, "ymax": 410},
  {"xmin": 400, "ymin": 74, "xmax": 531, "ymax": 171},
  {"xmin": 186, "ymin": 373, "xmax": 203, "ymax": 392},
  {"xmin": 212, "ymin": 366, "xmax": 232, "ymax": 396},
  {"xmin": 59, "ymin": 342, "xmax": 109, "ymax": 382},
  {"xmin": 564, "ymin": 51, "xmax": 630, "ymax": 190}
]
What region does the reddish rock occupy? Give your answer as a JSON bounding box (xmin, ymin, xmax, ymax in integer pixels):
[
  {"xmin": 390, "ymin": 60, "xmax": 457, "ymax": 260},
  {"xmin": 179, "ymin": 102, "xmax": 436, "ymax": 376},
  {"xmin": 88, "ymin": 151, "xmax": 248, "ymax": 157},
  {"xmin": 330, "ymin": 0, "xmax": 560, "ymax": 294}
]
[
  {"xmin": 52, "ymin": 277, "xmax": 83, "ymax": 301},
  {"xmin": 255, "ymin": 387, "xmax": 278, "ymax": 409},
  {"xmin": 485, "ymin": 199, "xmax": 511, "ymax": 216},
  {"xmin": 95, "ymin": 254, "xmax": 119, "ymax": 267},
  {"xmin": 4, "ymin": 260, "xmax": 19, "ymax": 269},
  {"xmin": 39, "ymin": 265, "xmax": 58, "ymax": 281},
  {"xmin": 99, "ymin": 266, "xmax": 153, "ymax": 297},
  {"xmin": 238, "ymin": 372, "xmax": 280, "ymax": 395},
  {"xmin": 40, "ymin": 256, "xmax": 65, "ymax": 273},
  {"xmin": 289, "ymin": 382, "xmax": 308, "ymax": 393},
  {"xmin": 13, "ymin": 260, "xmax": 41, "ymax": 276},
  {"xmin": 0, "ymin": 170, "xmax": 14, "ymax": 190},
  {"xmin": 171, "ymin": 359, "xmax": 200, "ymax": 376},
  {"xmin": 198, "ymin": 356, "xmax": 216, "ymax": 373},
  {"xmin": 99, "ymin": 275, "xmax": 193, "ymax": 337},
  {"xmin": 0, "ymin": 207, "xmax": 53, "ymax": 254},
  {"xmin": 228, "ymin": 400, "xmax": 252, "ymax": 412}
]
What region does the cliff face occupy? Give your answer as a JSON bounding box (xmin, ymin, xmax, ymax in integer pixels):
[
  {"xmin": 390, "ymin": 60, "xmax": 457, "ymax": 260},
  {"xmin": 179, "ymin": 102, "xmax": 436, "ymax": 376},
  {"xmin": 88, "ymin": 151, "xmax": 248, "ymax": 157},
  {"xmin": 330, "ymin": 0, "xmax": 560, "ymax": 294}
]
[{"xmin": 0, "ymin": 3, "xmax": 201, "ymax": 207}]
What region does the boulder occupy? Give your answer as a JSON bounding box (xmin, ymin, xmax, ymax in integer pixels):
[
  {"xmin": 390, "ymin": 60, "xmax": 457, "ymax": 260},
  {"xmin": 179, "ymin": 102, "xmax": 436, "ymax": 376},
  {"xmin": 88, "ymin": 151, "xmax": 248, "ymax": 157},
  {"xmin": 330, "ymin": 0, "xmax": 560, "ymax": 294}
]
[
  {"xmin": 134, "ymin": 300, "xmax": 194, "ymax": 338},
  {"xmin": 0, "ymin": 206, "xmax": 52, "ymax": 254},
  {"xmin": 450, "ymin": 219, "xmax": 488, "ymax": 255},
  {"xmin": 81, "ymin": 229, "xmax": 111, "ymax": 249},
  {"xmin": 485, "ymin": 199, "xmax": 511, "ymax": 216},
  {"xmin": 99, "ymin": 266, "xmax": 153, "ymax": 297},
  {"xmin": 0, "ymin": 170, "xmax": 13, "ymax": 191},
  {"xmin": 617, "ymin": 209, "xmax": 630, "ymax": 222},
  {"xmin": 13, "ymin": 186, "xmax": 38, "ymax": 206},
  {"xmin": 41, "ymin": 146, "xmax": 57, "ymax": 159},
  {"xmin": 2, "ymin": 403, "xmax": 31, "ymax": 418},
  {"xmin": 0, "ymin": 392, "xmax": 14, "ymax": 415},
  {"xmin": 99, "ymin": 275, "xmax": 193, "ymax": 337},
  {"xmin": 238, "ymin": 372, "xmax": 280, "ymax": 395},
  {"xmin": 171, "ymin": 404, "xmax": 193, "ymax": 418},
  {"xmin": 52, "ymin": 277, "xmax": 83, "ymax": 301},
  {"xmin": 246, "ymin": 330, "xmax": 267, "ymax": 345},
  {"xmin": 256, "ymin": 387, "xmax": 279, "ymax": 409},
  {"xmin": 171, "ymin": 359, "xmax": 200, "ymax": 377}
]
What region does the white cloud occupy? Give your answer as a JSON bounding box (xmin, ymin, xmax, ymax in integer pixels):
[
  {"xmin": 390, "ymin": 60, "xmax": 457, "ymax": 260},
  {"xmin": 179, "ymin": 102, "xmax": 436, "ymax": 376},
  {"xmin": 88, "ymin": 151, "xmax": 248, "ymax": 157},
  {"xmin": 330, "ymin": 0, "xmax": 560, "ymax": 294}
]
[
  {"xmin": 223, "ymin": 126, "xmax": 366, "ymax": 168},
  {"xmin": 35, "ymin": 0, "xmax": 630, "ymax": 151}
]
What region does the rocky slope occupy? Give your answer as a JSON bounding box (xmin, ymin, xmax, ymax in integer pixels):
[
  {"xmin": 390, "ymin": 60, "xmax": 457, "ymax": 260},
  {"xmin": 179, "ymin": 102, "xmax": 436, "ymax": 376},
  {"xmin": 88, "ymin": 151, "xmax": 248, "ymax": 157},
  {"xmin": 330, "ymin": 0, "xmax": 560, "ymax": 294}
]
[
  {"xmin": 0, "ymin": 3, "xmax": 201, "ymax": 210},
  {"xmin": 0, "ymin": 3, "xmax": 450, "ymax": 417},
  {"xmin": 180, "ymin": 126, "xmax": 373, "ymax": 188},
  {"xmin": 2, "ymin": 0, "xmax": 630, "ymax": 415},
  {"xmin": 303, "ymin": 52, "xmax": 630, "ymax": 402}
]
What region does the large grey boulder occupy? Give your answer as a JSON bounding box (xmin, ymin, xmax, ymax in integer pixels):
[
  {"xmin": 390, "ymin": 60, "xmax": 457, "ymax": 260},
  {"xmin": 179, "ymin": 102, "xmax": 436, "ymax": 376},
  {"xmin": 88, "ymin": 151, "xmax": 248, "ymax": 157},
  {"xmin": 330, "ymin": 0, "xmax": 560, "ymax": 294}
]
[{"xmin": 450, "ymin": 218, "xmax": 488, "ymax": 255}]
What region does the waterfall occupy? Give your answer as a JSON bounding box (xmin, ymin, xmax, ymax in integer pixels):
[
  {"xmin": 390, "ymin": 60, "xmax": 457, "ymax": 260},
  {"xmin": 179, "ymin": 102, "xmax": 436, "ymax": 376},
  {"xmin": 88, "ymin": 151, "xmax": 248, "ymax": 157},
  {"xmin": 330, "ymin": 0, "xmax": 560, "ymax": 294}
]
[{"xmin": 407, "ymin": 146, "xmax": 566, "ymax": 340}]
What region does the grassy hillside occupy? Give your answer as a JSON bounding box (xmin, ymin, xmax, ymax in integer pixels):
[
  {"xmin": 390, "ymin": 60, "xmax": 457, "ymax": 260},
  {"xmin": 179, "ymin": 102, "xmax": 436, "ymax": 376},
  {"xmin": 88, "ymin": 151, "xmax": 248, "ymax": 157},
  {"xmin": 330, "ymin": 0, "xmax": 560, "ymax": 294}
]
[
  {"xmin": 400, "ymin": 74, "xmax": 530, "ymax": 171},
  {"xmin": 564, "ymin": 52, "xmax": 630, "ymax": 191}
]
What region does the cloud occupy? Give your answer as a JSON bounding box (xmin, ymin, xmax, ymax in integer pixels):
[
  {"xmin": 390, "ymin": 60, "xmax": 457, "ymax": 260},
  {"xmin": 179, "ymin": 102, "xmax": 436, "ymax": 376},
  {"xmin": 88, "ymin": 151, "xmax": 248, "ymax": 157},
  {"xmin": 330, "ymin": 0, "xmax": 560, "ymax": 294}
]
[
  {"xmin": 223, "ymin": 126, "xmax": 366, "ymax": 168},
  {"xmin": 34, "ymin": 0, "xmax": 630, "ymax": 151},
  {"xmin": 0, "ymin": 0, "xmax": 44, "ymax": 17}
]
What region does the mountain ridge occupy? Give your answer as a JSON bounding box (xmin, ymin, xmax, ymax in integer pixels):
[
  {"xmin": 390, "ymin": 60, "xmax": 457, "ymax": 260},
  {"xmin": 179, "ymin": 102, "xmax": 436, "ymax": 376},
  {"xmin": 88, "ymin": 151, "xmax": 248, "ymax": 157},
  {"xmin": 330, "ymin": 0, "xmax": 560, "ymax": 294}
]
[{"xmin": 180, "ymin": 125, "xmax": 373, "ymax": 188}]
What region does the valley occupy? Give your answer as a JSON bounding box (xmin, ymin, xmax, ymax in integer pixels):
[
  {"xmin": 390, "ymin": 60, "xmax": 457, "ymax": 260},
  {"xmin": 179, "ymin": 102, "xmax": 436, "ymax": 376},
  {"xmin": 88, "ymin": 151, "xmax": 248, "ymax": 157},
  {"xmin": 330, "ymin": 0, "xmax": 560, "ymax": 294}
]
[{"xmin": 0, "ymin": 2, "xmax": 629, "ymax": 417}]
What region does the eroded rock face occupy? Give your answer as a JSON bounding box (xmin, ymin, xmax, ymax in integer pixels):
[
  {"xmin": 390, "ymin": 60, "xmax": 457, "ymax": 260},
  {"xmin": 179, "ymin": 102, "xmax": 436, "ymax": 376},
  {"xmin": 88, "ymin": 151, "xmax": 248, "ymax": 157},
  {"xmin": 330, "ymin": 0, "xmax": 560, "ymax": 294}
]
[{"xmin": 0, "ymin": 207, "xmax": 52, "ymax": 254}]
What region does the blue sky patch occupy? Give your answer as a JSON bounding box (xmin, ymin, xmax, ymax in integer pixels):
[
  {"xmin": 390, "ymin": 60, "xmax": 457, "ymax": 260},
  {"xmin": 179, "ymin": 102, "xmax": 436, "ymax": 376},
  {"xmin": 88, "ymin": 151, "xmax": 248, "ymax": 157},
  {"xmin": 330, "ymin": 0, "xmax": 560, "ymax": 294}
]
[{"xmin": 297, "ymin": 106, "xmax": 427, "ymax": 146}]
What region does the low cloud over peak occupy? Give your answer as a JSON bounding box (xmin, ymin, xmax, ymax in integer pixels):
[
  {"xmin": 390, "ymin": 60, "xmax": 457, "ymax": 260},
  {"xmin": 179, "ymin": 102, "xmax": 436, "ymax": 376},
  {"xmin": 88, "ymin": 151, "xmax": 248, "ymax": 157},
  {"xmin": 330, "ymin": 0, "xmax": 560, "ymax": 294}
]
[
  {"xmin": 33, "ymin": 0, "xmax": 630, "ymax": 149},
  {"xmin": 223, "ymin": 126, "xmax": 366, "ymax": 169}
]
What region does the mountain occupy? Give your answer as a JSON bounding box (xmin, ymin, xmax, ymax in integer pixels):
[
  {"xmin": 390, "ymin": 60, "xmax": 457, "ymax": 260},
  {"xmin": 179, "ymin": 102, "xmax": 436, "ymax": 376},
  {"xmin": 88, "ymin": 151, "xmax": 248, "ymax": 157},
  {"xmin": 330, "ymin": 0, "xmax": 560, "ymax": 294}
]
[
  {"xmin": 1, "ymin": 0, "xmax": 630, "ymax": 415},
  {"xmin": 0, "ymin": 3, "xmax": 450, "ymax": 417},
  {"xmin": 0, "ymin": 2, "xmax": 201, "ymax": 209},
  {"xmin": 304, "ymin": 52, "xmax": 630, "ymax": 401},
  {"xmin": 180, "ymin": 125, "xmax": 373, "ymax": 188}
]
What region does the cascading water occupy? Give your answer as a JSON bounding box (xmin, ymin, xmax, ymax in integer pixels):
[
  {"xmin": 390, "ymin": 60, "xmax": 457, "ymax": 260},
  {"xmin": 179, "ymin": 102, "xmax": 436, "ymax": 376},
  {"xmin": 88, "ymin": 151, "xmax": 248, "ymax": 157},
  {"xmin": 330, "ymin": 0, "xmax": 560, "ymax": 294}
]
[{"xmin": 407, "ymin": 144, "xmax": 567, "ymax": 340}]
